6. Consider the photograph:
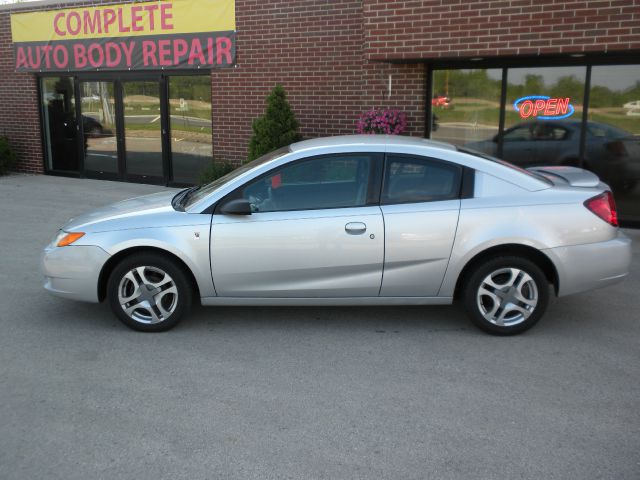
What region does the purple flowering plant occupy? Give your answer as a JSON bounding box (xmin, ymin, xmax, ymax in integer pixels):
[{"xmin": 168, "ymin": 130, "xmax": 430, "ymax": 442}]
[{"xmin": 356, "ymin": 109, "xmax": 408, "ymax": 135}]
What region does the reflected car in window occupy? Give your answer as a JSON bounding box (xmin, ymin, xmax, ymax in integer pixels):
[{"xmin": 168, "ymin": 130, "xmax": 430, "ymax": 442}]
[
  {"xmin": 432, "ymin": 94, "xmax": 451, "ymax": 108},
  {"xmin": 466, "ymin": 120, "xmax": 640, "ymax": 191},
  {"xmin": 623, "ymin": 100, "xmax": 640, "ymax": 116},
  {"xmin": 41, "ymin": 135, "xmax": 631, "ymax": 336}
]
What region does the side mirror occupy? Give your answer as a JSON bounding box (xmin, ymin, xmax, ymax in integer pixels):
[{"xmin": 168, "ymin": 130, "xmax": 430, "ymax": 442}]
[{"xmin": 220, "ymin": 198, "xmax": 252, "ymax": 215}]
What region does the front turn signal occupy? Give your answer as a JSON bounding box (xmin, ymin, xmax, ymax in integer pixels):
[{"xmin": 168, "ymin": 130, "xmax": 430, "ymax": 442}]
[{"xmin": 57, "ymin": 232, "xmax": 85, "ymax": 247}]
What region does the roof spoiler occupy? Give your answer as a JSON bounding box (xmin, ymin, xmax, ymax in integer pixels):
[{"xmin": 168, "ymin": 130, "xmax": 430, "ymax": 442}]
[{"xmin": 526, "ymin": 166, "xmax": 600, "ymax": 188}]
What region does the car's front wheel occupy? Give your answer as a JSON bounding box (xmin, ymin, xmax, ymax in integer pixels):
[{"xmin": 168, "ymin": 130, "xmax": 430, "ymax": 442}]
[
  {"xmin": 461, "ymin": 256, "xmax": 549, "ymax": 335},
  {"xmin": 107, "ymin": 253, "xmax": 192, "ymax": 332}
]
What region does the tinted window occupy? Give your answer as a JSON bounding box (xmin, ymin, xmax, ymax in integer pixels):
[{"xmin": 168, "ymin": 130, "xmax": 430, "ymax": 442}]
[
  {"xmin": 41, "ymin": 77, "xmax": 79, "ymax": 172},
  {"xmin": 547, "ymin": 126, "xmax": 570, "ymax": 140},
  {"xmin": 504, "ymin": 125, "xmax": 532, "ymax": 142},
  {"xmin": 382, "ymin": 155, "xmax": 462, "ymax": 204},
  {"xmin": 587, "ymin": 123, "xmax": 632, "ymax": 139},
  {"xmin": 589, "ymin": 65, "xmax": 640, "ymax": 223},
  {"xmin": 184, "ymin": 147, "xmax": 290, "ymax": 209},
  {"xmin": 241, "ymin": 154, "xmax": 372, "ymax": 212}
]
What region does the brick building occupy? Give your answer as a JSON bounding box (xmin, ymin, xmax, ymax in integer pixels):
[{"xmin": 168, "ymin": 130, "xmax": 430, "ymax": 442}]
[{"xmin": 0, "ymin": 0, "xmax": 639, "ymax": 221}]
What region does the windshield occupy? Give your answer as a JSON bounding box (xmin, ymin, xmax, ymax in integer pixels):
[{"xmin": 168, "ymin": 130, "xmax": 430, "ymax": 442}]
[
  {"xmin": 457, "ymin": 146, "xmax": 552, "ymax": 185},
  {"xmin": 183, "ymin": 146, "xmax": 291, "ymax": 209}
]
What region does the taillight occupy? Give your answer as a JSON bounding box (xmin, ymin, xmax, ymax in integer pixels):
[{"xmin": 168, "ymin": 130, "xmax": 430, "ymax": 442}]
[
  {"xmin": 584, "ymin": 191, "xmax": 618, "ymax": 227},
  {"xmin": 605, "ymin": 140, "xmax": 627, "ymax": 157}
]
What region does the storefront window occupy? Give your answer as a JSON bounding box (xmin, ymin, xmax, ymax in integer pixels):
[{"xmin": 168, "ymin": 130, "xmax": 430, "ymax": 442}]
[
  {"xmin": 502, "ymin": 66, "xmax": 586, "ymax": 168},
  {"xmin": 589, "ymin": 65, "xmax": 640, "ymax": 222},
  {"xmin": 168, "ymin": 76, "xmax": 213, "ymax": 184},
  {"xmin": 429, "ymin": 63, "xmax": 640, "ymax": 223},
  {"xmin": 123, "ymin": 81, "xmax": 163, "ymax": 178},
  {"xmin": 81, "ymin": 81, "xmax": 118, "ymax": 174},
  {"xmin": 41, "ymin": 77, "xmax": 78, "ymax": 172},
  {"xmin": 431, "ymin": 69, "xmax": 502, "ymax": 149}
]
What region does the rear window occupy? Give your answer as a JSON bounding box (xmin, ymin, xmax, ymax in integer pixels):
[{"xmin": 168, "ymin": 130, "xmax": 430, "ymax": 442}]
[
  {"xmin": 382, "ymin": 154, "xmax": 462, "ymax": 204},
  {"xmin": 457, "ymin": 147, "xmax": 552, "ymax": 186},
  {"xmin": 587, "ymin": 123, "xmax": 632, "ymax": 139}
]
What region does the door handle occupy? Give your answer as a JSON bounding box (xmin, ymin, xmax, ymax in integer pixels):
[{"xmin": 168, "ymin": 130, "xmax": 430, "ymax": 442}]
[{"xmin": 345, "ymin": 222, "xmax": 367, "ymax": 235}]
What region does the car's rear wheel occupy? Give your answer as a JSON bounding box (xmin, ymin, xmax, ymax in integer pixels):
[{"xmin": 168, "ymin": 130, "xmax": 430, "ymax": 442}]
[
  {"xmin": 461, "ymin": 256, "xmax": 549, "ymax": 335},
  {"xmin": 107, "ymin": 253, "xmax": 192, "ymax": 332}
]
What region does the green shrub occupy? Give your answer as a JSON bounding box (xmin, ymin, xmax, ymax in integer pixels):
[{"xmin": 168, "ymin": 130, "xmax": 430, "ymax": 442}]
[
  {"xmin": 0, "ymin": 136, "xmax": 17, "ymax": 176},
  {"xmin": 198, "ymin": 161, "xmax": 236, "ymax": 185},
  {"xmin": 248, "ymin": 84, "xmax": 301, "ymax": 161}
]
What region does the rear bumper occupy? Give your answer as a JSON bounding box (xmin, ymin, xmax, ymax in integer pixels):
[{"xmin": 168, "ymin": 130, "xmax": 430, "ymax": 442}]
[
  {"xmin": 545, "ymin": 231, "xmax": 632, "ymax": 297},
  {"xmin": 41, "ymin": 245, "xmax": 110, "ymax": 302}
]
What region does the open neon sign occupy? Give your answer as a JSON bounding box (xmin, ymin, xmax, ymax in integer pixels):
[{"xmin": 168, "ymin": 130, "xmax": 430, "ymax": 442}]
[{"xmin": 513, "ymin": 96, "xmax": 575, "ymax": 120}]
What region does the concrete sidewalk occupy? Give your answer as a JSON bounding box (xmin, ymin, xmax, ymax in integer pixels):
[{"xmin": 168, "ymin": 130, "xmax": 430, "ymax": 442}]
[{"xmin": 0, "ymin": 173, "xmax": 639, "ymax": 480}]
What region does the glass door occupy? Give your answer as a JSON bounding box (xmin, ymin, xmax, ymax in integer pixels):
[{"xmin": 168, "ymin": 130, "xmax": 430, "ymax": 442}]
[
  {"xmin": 122, "ymin": 80, "xmax": 165, "ymax": 182},
  {"xmin": 168, "ymin": 75, "xmax": 213, "ymax": 184},
  {"xmin": 45, "ymin": 74, "xmax": 213, "ymax": 185},
  {"xmin": 41, "ymin": 77, "xmax": 80, "ymax": 172},
  {"xmin": 80, "ymin": 81, "xmax": 119, "ymax": 176}
]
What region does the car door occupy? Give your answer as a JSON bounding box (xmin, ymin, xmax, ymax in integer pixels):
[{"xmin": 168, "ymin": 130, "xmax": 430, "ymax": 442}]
[
  {"xmin": 379, "ymin": 154, "xmax": 463, "ymax": 297},
  {"xmin": 210, "ymin": 153, "xmax": 385, "ymax": 297},
  {"xmin": 501, "ymin": 124, "xmax": 537, "ymax": 166},
  {"xmin": 528, "ymin": 123, "xmax": 573, "ymax": 166}
]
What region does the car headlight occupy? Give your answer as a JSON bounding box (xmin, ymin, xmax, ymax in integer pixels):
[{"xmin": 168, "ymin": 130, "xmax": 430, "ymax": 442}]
[{"xmin": 49, "ymin": 230, "xmax": 85, "ymax": 248}]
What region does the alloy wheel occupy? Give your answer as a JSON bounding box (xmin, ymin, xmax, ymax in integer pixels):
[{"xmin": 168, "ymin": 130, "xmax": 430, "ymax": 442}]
[
  {"xmin": 117, "ymin": 266, "xmax": 178, "ymax": 324},
  {"xmin": 476, "ymin": 267, "xmax": 539, "ymax": 327}
]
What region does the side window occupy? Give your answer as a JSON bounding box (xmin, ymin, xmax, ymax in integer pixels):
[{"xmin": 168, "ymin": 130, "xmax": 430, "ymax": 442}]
[
  {"xmin": 503, "ymin": 125, "xmax": 533, "ymax": 142},
  {"xmin": 240, "ymin": 154, "xmax": 373, "ymax": 212},
  {"xmin": 382, "ymin": 155, "xmax": 462, "ymax": 205},
  {"xmin": 549, "ymin": 126, "xmax": 569, "ymax": 140},
  {"xmin": 531, "ymin": 123, "xmax": 569, "ymax": 141}
]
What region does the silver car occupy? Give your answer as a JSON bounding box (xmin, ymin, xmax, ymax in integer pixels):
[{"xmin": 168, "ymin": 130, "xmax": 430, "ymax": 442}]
[{"xmin": 41, "ymin": 135, "xmax": 632, "ymax": 335}]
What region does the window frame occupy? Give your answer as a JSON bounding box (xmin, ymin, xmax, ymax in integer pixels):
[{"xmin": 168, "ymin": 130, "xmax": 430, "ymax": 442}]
[
  {"xmin": 214, "ymin": 152, "xmax": 384, "ymax": 214},
  {"xmin": 380, "ymin": 153, "xmax": 464, "ymax": 206}
]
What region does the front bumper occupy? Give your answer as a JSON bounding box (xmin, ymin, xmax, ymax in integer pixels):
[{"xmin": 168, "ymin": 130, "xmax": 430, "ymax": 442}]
[
  {"xmin": 41, "ymin": 245, "xmax": 111, "ymax": 302},
  {"xmin": 545, "ymin": 231, "xmax": 632, "ymax": 297}
]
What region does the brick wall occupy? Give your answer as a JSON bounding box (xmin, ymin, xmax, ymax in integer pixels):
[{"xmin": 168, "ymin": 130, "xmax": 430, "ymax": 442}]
[
  {"xmin": 212, "ymin": 0, "xmax": 425, "ymax": 164},
  {"xmin": 1, "ymin": 0, "xmax": 638, "ymax": 172},
  {"xmin": 0, "ymin": 13, "xmax": 42, "ymax": 173},
  {"xmin": 0, "ymin": 0, "xmax": 426, "ymax": 171},
  {"xmin": 364, "ymin": 0, "xmax": 640, "ymax": 60}
]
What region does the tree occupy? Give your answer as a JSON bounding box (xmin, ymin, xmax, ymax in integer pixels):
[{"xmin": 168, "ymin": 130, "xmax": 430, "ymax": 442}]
[
  {"xmin": 550, "ymin": 75, "xmax": 585, "ymax": 104},
  {"xmin": 248, "ymin": 85, "xmax": 301, "ymax": 161},
  {"xmin": 524, "ymin": 74, "xmax": 544, "ymax": 94}
]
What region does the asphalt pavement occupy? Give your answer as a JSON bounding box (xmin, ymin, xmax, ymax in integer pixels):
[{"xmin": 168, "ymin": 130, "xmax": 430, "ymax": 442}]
[{"xmin": 0, "ymin": 174, "xmax": 639, "ymax": 480}]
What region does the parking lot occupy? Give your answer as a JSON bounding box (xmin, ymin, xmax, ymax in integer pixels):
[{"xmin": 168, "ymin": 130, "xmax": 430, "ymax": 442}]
[{"xmin": 1, "ymin": 173, "xmax": 639, "ymax": 480}]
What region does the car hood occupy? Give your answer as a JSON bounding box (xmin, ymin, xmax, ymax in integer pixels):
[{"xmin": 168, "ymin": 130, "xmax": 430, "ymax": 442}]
[{"xmin": 62, "ymin": 191, "xmax": 178, "ymax": 232}]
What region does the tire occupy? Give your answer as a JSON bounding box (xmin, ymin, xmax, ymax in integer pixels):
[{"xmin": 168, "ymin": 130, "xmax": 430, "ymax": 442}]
[
  {"xmin": 87, "ymin": 126, "xmax": 102, "ymax": 138},
  {"xmin": 107, "ymin": 253, "xmax": 193, "ymax": 332},
  {"xmin": 461, "ymin": 256, "xmax": 549, "ymax": 335}
]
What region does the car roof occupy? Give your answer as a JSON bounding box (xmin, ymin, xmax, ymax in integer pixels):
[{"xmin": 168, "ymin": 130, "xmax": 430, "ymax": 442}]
[
  {"xmin": 289, "ymin": 134, "xmax": 457, "ymax": 153},
  {"xmin": 186, "ymin": 134, "xmax": 554, "ymax": 212}
]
